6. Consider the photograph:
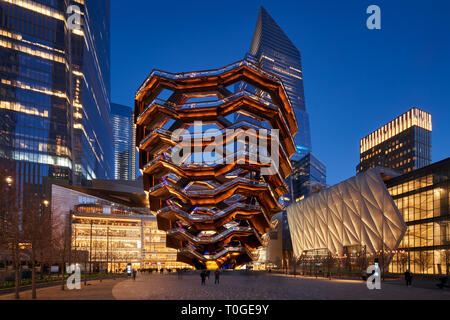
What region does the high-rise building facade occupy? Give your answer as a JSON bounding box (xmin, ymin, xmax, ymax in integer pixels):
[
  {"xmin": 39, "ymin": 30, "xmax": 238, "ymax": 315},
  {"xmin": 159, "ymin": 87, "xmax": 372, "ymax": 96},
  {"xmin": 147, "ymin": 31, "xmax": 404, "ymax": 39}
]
[
  {"xmin": 247, "ymin": 6, "xmax": 311, "ymax": 161},
  {"xmin": 0, "ymin": 0, "xmax": 113, "ymax": 207},
  {"xmin": 245, "ymin": 8, "xmax": 327, "ymax": 269},
  {"xmin": 111, "ymin": 103, "xmax": 136, "ymax": 181},
  {"xmin": 357, "ymin": 108, "xmax": 432, "ymax": 174},
  {"xmin": 288, "ymin": 152, "xmax": 326, "ymax": 202}
]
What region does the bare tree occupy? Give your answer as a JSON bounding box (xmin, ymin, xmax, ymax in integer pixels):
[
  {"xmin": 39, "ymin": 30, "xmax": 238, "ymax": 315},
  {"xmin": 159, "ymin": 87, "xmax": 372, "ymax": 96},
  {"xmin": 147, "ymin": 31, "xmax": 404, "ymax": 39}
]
[
  {"xmin": 397, "ymin": 251, "xmax": 409, "ymax": 273},
  {"xmin": 22, "ymin": 196, "xmax": 51, "ymax": 299},
  {"xmin": 355, "ymin": 252, "xmax": 368, "ymax": 274},
  {"xmin": 324, "ymin": 252, "xmax": 336, "ymax": 279},
  {"xmin": 442, "ymin": 250, "xmax": 450, "ymax": 275},
  {"xmin": 414, "ymin": 251, "xmax": 433, "ymax": 274},
  {"xmin": 0, "ymin": 171, "xmax": 22, "ymax": 299}
]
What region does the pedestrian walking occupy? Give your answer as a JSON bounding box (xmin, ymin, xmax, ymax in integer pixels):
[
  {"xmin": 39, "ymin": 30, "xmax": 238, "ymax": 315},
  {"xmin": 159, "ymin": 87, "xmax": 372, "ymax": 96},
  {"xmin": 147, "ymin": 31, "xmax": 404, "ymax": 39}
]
[
  {"xmin": 200, "ymin": 270, "xmax": 207, "ymax": 285},
  {"xmin": 214, "ymin": 270, "xmax": 220, "ymax": 285},
  {"xmin": 132, "ymin": 269, "xmax": 137, "ymax": 281},
  {"xmin": 404, "ymin": 269, "xmax": 413, "ymax": 286},
  {"xmin": 206, "ymin": 270, "xmax": 210, "ymax": 280}
]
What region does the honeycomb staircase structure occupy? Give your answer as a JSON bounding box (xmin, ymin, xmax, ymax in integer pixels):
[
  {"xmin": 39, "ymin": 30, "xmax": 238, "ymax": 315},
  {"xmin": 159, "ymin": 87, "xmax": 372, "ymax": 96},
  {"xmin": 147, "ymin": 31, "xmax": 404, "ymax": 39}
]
[{"xmin": 135, "ymin": 59, "xmax": 297, "ymax": 269}]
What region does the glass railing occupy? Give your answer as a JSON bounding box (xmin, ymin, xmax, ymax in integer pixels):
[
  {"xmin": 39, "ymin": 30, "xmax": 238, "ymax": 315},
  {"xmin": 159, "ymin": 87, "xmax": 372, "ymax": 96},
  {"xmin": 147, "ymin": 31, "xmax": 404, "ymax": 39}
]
[
  {"xmin": 137, "ymin": 98, "xmax": 175, "ymax": 123},
  {"xmin": 136, "ymin": 59, "xmax": 296, "ymax": 126},
  {"xmin": 138, "ymin": 89, "xmax": 297, "ymax": 147},
  {"xmin": 179, "ymin": 245, "xmax": 257, "ymax": 261},
  {"xmin": 137, "ymin": 59, "xmax": 284, "ymax": 96},
  {"xmin": 168, "ymin": 226, "xmax": 254, "ymax": 244},
  {"xmin": 158, "ymin": 202, "xmax": 262, "ymax": 222},
  {"xmin": 139, "ymin": 128, "xmax": 172, "ymax": 148}
]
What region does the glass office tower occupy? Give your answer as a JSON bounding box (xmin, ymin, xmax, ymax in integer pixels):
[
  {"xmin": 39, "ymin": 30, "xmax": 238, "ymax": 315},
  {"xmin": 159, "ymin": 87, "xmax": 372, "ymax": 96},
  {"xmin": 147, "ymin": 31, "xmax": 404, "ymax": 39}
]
[
  {"xmin": 244, "ymin": 8, "xmax": 328, "ymax": 269},
  {"xmin": 111, "ymin": 103, "xmax": 136, "ymax": 181},
  {"xmin": 0, "ymin": 0, "xmax": 113, "ymax": 206},
  {"xmin": 248, "ymin": 6, "xmax": 311, "ymax": 161},
  {"xmin": 288, "ymin": 152, "xmax": 327, "ymax": 202}
]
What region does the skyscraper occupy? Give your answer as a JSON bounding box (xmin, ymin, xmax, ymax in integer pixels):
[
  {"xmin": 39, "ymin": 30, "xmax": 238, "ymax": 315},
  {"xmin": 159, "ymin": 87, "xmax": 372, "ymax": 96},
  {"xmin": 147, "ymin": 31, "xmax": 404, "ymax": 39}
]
[
  {"xmin": 357, "ymin": 107, "xmax": 432, "ymax": 174},
  {"xmin": 111, "ymin": 103, "xmax": 136, "ymax": 181},
  {"xmin": 288, "ymin": 152, "xmax": 327, "ymax": 202},
  {"xmin": 245, "ymin": 8, "xmax": 327, "ymax": 270},
  {"xmin": 248, "ymin": 6, "xmax": 311, "ymax": 161},
  {"xmin": 0, "ymin": 1, "xmax": 113, "ymax": 204}
]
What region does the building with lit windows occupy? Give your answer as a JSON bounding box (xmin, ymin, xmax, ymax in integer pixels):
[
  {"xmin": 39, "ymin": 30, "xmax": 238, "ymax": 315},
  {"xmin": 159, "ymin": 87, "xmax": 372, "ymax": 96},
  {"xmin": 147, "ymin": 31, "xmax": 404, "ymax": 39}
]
[
  {"xmin": 51, "ymin": 180, "xmax": 191, "ymax": 271},
  {"xmin": 386, "ymin": 158, "xmax": 450, "ymax": 275},
  {"xmin": 287, "ymin": 158, "xmax": 450, "ymax": 275},
  {"xmin": 246, "ymin": 6, "xmax": 311, "ymax": 161},
  {"xmin": 0, "ymin": 0, "xmax": 114, "ymax": 216},
  {"xmin": 357, "ymin": 108, "xmax": 432, "ymax": 174},
  {"xmin": 111, "ymin": 103, "xmax": 136, "ymax": 181}
]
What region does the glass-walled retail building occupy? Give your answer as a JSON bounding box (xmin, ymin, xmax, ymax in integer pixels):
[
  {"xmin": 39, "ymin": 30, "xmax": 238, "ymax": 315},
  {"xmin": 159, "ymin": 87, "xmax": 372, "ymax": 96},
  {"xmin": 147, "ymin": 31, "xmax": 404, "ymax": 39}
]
[
  {"xmin": 386, "ymin": 158, "xmax": 450, "ymax": 275},
  {"xmin": 51, "ymin": 181, "xmax": 192, "ymax": 271}
]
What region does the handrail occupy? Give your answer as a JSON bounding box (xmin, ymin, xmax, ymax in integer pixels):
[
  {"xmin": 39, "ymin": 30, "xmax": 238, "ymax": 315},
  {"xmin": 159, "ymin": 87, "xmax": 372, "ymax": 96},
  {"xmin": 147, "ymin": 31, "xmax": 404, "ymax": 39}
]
[{"xmin": 136, "ymin": 59, "xmax": 284, "ymax": 97}]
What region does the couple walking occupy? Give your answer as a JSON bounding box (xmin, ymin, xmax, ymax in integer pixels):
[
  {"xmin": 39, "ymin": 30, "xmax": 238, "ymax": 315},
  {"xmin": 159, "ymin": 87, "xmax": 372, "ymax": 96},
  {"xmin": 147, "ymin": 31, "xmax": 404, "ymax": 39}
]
[{"xmin": 201, "ymin": 270, "xmax": 221, "ymax": 285}]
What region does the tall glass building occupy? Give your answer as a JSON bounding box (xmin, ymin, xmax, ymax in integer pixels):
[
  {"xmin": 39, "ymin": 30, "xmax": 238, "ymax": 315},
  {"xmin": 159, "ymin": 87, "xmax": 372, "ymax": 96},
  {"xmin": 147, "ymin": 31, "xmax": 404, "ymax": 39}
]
[
  {"xmin": 247, "ymin": 6, "xmax": 311, "ymax": 161},
  {"xmin": 111, "ymin": 103, "xmax": 136, "ymax": 181},
  {"xmin": 0, "ymin": 0, "xmax": 113, "ymax": 205},
  {"xmin": 288, "ymin": 152, "xmax": 327, "ymax": 202}
]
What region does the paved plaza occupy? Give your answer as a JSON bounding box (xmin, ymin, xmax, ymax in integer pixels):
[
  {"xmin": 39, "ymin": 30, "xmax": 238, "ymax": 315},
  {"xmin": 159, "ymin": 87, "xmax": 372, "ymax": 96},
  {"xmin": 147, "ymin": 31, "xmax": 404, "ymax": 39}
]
[{"xmin": 1, "ymin": 273, "xmax": 450, "ymax": 300}]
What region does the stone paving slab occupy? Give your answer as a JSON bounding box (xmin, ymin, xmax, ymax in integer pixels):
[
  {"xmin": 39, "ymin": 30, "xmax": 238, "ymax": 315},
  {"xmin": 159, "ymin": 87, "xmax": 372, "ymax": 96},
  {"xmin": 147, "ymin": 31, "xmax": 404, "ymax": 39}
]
[
  {"xmin": 1, "ymin": 273, "xmax": 449, "ymax": 300},
  {"xmin": 111, "ymin": 273, "xmax": 450, "ymax": 300},
  {"xmin": 0, "ymin": 278, "xmax": 122, "ymax": 300}
]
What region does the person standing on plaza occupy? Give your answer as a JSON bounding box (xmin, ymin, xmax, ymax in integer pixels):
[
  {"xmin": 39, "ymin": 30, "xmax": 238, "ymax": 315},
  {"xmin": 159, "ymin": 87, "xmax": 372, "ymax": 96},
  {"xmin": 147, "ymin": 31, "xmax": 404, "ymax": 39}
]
[
  {"xmin": 200, "ymin": 270, "xmax": 207, "ymax": 285},
  {"xmin": 214, "ymin": 270, "xmax": 220, "ymax": 285},
  {"xmin": 132, "ymin": 269, "xmax": 137, "ymax": 281},
  {"xmin": 404, "ymin": 269, "xmax": 413, "ymax": 286}
]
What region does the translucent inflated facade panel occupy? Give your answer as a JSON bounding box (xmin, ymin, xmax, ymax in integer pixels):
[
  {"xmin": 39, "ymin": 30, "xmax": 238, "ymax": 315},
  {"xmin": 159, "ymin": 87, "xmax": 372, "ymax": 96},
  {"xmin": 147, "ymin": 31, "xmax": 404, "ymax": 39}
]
[{"xmin": 287, "ymin": 168, "xmax": 407, "ymax": 257}]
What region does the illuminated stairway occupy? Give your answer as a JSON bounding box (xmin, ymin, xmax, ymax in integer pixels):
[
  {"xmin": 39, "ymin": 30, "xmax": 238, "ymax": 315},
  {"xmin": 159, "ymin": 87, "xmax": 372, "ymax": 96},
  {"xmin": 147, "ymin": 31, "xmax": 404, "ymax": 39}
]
[{"xmin": 135, "ymin": 59, "xmax": 297, "ymax": 269}]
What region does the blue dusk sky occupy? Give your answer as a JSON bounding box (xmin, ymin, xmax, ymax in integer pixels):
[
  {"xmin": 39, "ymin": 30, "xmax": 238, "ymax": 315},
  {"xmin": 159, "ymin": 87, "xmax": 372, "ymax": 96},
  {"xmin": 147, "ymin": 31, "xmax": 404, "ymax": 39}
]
[{"xmin": 111, "ymin": 0, "xmax": 450, "ymax": 186}]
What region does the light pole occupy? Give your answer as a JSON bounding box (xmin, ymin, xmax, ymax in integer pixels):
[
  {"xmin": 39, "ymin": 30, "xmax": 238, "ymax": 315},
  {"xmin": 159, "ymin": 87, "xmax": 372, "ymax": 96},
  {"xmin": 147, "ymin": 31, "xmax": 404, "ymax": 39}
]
[
  {"xmin": 6, "ymin": 177, "xmax": 20, "ymax": 300},
  {"xmin": 89, "ymin": 220, "xmax": 93, "ymax": 274}
]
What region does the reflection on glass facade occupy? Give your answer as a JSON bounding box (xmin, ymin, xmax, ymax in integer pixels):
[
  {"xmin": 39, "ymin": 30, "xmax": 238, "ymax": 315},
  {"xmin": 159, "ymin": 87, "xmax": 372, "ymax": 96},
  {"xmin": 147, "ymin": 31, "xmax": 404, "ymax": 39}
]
[
  {"xmin": 247, "ymin": 6, "xmax": 311, "ymax": 161},
  {"xmin": 357, "ymin": 108, "xmax": 432, "ymax": 174},
  {"xmin": 0, "ymin": 0, "xmax": 113, "ymax": 211},
  {"xmin": 387, "ymin": 158, "xmax": 450, "ymax": 275},
  {"xmin": 111, "ymin": 103, "xmax": 136, "ymax": 181},
  {"xmin": 287, "ymin": 152, "xmax": 327, "ymax": 202}
]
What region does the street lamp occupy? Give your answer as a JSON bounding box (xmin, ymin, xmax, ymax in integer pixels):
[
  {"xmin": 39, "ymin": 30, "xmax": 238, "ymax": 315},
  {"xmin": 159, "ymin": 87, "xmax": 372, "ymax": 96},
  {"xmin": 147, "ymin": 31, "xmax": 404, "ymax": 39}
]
[
  {"xmin": 5, "ymin": 176, "xmax": 13, "ymax": 187},
  {"xmin": 42, "ymin": 200, "xmax": 49, "ymax": 208}
]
